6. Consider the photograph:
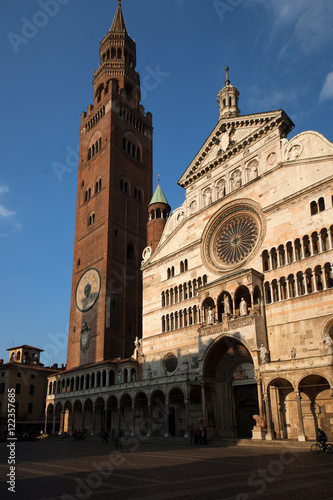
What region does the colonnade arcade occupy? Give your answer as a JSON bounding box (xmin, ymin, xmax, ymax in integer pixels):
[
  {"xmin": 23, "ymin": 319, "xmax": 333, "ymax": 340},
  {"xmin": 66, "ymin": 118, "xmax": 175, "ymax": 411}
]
[
  {"xmin": 263, "ymin": 374, "xmax": 333, "ymax": 441},
  {"xmin": 45, "ymin": 385, "xmax": 200, "ymax": 438}
]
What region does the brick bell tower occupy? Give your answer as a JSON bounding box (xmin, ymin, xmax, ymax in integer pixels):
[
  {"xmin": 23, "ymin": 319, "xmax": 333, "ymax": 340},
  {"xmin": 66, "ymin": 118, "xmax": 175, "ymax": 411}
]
[{"xmin": 66, "ymin": 0, "xmax": 153, "ymax": 370}]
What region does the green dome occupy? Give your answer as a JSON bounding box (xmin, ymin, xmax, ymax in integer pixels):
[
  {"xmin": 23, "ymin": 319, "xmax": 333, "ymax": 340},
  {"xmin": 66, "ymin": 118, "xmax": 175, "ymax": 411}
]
[{"xmin": 148, "ymin": 184, "xmax": 169, "ymax": 206}]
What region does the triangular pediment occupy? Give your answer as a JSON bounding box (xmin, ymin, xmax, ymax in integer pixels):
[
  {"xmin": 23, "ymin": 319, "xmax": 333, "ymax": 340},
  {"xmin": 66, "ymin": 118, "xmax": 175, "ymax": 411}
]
[{"xmin": 178, "ymin": 110, "xmax": 294, "ymax": 188}]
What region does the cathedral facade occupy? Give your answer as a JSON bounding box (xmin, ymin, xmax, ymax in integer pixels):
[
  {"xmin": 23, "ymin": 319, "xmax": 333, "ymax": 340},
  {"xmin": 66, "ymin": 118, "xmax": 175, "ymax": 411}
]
[{"xmin": 45, "ymin": 2, "xmax": 333, "ymax": 442}]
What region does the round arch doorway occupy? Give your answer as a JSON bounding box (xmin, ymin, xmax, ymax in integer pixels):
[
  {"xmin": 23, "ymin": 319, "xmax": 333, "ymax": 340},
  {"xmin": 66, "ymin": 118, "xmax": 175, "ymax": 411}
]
[{"xmin": 203, "ymin": 336, "xmax": 259, "ymax": 438}]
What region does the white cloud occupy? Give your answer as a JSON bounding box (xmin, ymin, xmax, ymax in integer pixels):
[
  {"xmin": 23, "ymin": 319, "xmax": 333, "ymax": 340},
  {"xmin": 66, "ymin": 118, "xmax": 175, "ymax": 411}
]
[
  {"xmin": 0, "ymin": 205, "xmax": 16, "ymax": 218},
  {"xmin": 247, "ymin": 84, "xmax": 298, "ymax": 111},
  {"xmin": 249, "ymin": 0, "xmax": 333, "ymax": 56},
  {"xmin": 320, "ymin": 72, "xmax": 333, "ymax": 103},
  {"xmin": 0, "ymin": 184, "xmax": 16, "ymax": 219}
]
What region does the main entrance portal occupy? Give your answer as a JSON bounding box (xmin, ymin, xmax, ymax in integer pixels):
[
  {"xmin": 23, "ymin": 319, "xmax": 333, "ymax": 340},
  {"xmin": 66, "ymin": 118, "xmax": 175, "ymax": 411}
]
[{"xmin": 203, "ymin": 336, "xmax": 259, "ymax": 438}]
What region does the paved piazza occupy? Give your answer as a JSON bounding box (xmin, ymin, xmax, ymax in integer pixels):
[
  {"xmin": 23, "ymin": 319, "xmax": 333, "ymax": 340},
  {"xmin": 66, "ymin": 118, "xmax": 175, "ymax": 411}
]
[{"xmin": 1, "ymin": 438, "xmax": 333, "ymax": 500}]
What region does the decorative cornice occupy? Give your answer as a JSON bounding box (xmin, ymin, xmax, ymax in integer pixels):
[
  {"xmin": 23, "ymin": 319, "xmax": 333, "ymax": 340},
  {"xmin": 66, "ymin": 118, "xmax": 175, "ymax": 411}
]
[{"xmin": 178, "ymin": 110, "xmax": 293, "ymax": 188}]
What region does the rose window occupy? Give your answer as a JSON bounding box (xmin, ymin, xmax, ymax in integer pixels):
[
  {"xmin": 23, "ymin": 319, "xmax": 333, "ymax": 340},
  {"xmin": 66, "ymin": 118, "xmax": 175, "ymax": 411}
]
[
  {"xmin": 201, "ymin": 202, "xmax": 264, "ymax": 273},
  {"xmin": 215, "ymin": 215, "xmax": 258, "ymax": 265}
]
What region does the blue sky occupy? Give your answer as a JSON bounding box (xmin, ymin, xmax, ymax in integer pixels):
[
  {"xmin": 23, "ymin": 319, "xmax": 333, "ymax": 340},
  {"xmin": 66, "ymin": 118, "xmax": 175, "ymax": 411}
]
[{"xmin": 1, "ymin": 0, "xmax": 333, "ymax": 366}]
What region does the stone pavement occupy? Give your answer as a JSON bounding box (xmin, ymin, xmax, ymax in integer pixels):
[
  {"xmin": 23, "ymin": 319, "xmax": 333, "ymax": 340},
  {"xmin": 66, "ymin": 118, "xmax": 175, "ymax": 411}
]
[{"xmin": 1, "ymin": 437, "xmax": 333, "ymax": 500}]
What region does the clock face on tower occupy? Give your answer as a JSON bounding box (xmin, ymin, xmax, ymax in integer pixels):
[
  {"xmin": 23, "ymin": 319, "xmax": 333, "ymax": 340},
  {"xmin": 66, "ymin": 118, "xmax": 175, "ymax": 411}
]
[{"xmin": 75, "ymin": 268, "xmax": 101, "ymax": 312}]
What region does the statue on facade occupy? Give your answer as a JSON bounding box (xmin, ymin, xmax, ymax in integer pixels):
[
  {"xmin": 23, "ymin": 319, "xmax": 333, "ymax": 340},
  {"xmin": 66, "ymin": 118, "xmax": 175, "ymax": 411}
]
[
  {"xmin": 240, "ymin": 298, "xmax": 247, "ymax": 316},
  {"xmin": 147, "ymin": 365, "xmax": 152, "ymax": 379},
  {"xmin": 134, "ymin": 336, "xmax": 141, "ymax": 359},
  {"xmin": 131, "ymin": 371, "xmax": 136, "ymax": 382},
  {"xmin": 290, "ymin": 347, "xmax": 296, "ymax": 359},
  {"xmin": 207, "ymin": 307, "xmax": 213, "ymax": 324},
  {"xmin": 223, "ymin": 294, "xmax": 231, "ymax": 314},
  {"xmin": 183, "ymin": 359, "xmax": 189, "ymax": 374},
  {"xmin": 323, "ymin": 334, "xmax": 333, "ymax": 354},
  {"xmin": 204, "ymin": 189, "xmax": 212, "ymax": 206},
  {"xmin": 259, "ymin": 344, "xmax": 268, "ymax": 363},
  {"xmin": 117, "ymin": 370, "xmax": 122, "ymax": 384}
]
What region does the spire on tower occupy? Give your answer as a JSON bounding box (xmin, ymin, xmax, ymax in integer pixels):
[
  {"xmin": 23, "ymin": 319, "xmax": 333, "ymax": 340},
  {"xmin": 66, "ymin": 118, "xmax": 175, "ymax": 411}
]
[
  {"xmin": 217, "ymin": 64, "xmax": 240, "ymax": 119},
  {"xmin": 110, "ymin": 0, "xmax": 127, "ymax": 33},
  {"xmin": 225, "ymin": 65, "xmax": 230, "ymax": 85}
]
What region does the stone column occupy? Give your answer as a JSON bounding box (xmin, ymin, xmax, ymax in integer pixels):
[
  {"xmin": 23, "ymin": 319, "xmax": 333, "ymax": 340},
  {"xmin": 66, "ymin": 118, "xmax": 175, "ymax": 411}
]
[
  {"xmin": 104, "ymin": 406, "xmax": 108, "ymax": 432},
  {"xmin": 250, "ymin": 291, "xmax": 254, "ymax": 309},
  {"xmin": 295, "ymin": 277, "xmax": 300, "ymax": 297},
  {"xmin": 304, "ymin": 272, "xmax": 309, "ymax": 294},
  {"xmin": 323, "ymin": 268, "xmax": 328, "ymax": 290},
  {"xmin": 132, "ymin": 405, "xmax": 136, "ymax": 436},
  {"xmin": 232, "ymin": 295, "xmax": 236, "ymax": 315},
  {"xmin": 184, "ymin": 399, "xmax": 189, "ymax": 438},
  {"xmin": 44, "ymin": 411, "xmax": 48, "ymax": 434},
  {"xmin": 328, "ymin": 230, "xmax": 333, "ymax": 250},
  {"xmin": 52, "ymin": 411, "xmax": 56, "ymax": 434},
  {"xmin": 295, "ymin": 391, "xmax": 306, "ymax": 441},
  {"xmin": 314, "ymin": 272, "xmax": 318, "ymax": 292},
  {"xmin": 286, "ymin": 278, "xmax": 290, "ymax": 299},
  {"xmin": 264, "ymin": 393, "xmax": 273, "ymax": 440},
  {"xmin": 201, "ymin": 384, "xmax": 207, "ymax": 420},
  {"xmin": 309, "ymin": 237, "xmax": 314, "ymax": 256},
  {"xmin": 71, "ymin": 410, "xmax": 75, "ymax": 434},
  {"xmin": 277, "ymin": 280, "xmax": 282, "ymax": 301},
  {"xmin": 164, "ymin": 397, "xmax": 170, "ymax": 437},
  {"xmin": 256, "ymin": 379, "xmax": 264, "ymax": 420},
  {"xmin": 60, "ymin": 410, "xmax": 65, "ymax": 435},
  {"xmin": 82, "ymin": 410, "xmax": 85, "ymax": 431},
  {"xmin": 92, "ymin": 408, "xmax": 96, "ymax": 436},
  {"xmin": 318, "ymin": 236, "xmax": 323, "ymax": 254},
  {"xmin": 147, "ymin": 403, "xmax": 151, "ymax": 437},
  {"xmin": 118, "ymin": 404, "xmax": 121, "ymax": 432}
]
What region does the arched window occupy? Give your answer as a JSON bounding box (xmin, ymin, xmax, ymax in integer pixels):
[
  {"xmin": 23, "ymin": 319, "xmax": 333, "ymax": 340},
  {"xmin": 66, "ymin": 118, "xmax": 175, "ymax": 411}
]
[
  {"xmin": 318, "ymin": 197, "xmax": 325, "ymax": 211},
  {"xmin": 280, "ymin": 277, "xmax": 287, "ymax": 300},
  {"xmin": 278, "ymin": 245, "xmax": 285, "ymax": 266},
  {"xmin": 305, "ymin": 268, "xmax": 313, "ymax": 293},
  {"xmin": 303, "ymin": 235, "xmax": 311, "ymax": 257},
  {"xmin": 310, "ymin": 201, "xmax": 318, "ymax": 215},
  {"xmin": 89, "ymin": 213, "xmax": 95, "ymax": 226},
  {"xmin": 286, "ymin": 241, "xmax": 294, "ymax": 263},
  {"xmin": 297, "ymin": 271, "xmax": 305, "ymax": 295},
  {"xmin": 321, "ymin": 228, "xmax": 328, "ymax": 252},
  {"xmin": 295, "ymin": 239, "xmax": 302, "ymax": 260},
  {"xmin": 311, "ymin": 232, "xmax": 319, "ymax": 255},
  {"xmin": 262, "ymin": 250, "xmax": 270, "ymax": 271},
  {"xmin": 264, "ymin": 282, "xmax": 271, "ymax": 304},
  {"xmin": 120, "ymin": 179, "xmax": 128, "ymax": 193},
  {"xmin": 315, "ymin": 265, "xmax": 323, "ymax": 291},
  {"xmin": 271, "ymin": 248, "xmax": 278, "ymax": 269}
]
